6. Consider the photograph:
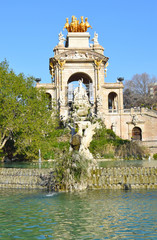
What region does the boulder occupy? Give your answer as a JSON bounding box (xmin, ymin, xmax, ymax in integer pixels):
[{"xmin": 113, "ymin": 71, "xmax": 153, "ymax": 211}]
[{"xmin": 70, "ymin": 134, "xmax": 82, "ymax": 151}]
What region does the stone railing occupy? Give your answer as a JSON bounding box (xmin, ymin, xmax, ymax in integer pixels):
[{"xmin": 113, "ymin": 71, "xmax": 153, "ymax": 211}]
[
  {"xmin": 122, "ymin": 108, "xmax": 157, "ymax": 116},
  {"xmin": 108, "ymin": 109, "xmax": 118, "ymax": 113},
  {"xmin": 144, "ymin": 108, "xmax": 157, "ymax": 116}
]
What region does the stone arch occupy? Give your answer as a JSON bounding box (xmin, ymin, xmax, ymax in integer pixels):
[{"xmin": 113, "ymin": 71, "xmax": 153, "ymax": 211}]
[
  {"xmin": 108, "ymin": 92, "xmax": 118, "ymax": 111},
  {"xmin": 46, "ymin": 92, "xmax": 52, "ymax": 110},
  {"xmin": 67, "ymin": 72, "xmax": 93, "ymax": 104},
  {"xmin": 132, "ymin": 127, "xmax": 142, "ymax": 140},
  {"xmin": 68, "ymin": 72, "xmax": 93, "ymax": 85}
]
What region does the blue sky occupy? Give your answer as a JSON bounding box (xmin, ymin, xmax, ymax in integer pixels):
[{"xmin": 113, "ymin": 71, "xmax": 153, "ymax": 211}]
[{"xmin": 0, "ymin": 0, "xmax": 157, "ymax": 84}]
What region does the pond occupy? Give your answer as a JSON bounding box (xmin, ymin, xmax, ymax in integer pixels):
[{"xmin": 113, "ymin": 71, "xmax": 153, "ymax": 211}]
[
  {"xmin": 0, "ymin": 188, "xmax": 157, "ymax": 239},
  {"xmin": 0, "ymin": 159, "xmax": 156, "ymax": 169}
]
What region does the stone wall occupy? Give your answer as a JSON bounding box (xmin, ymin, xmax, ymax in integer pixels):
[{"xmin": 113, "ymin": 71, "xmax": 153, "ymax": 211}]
[
  {"xmin": 89, "ymin": 167, "xmax": 157, "ymax": 189},
  {"xmin": 0, "ymin": 167, "xmax": 157, "ymax": 189},
  {"xmin": 0, "ymin": 168, "xmax": 49, "ymax": 189}
]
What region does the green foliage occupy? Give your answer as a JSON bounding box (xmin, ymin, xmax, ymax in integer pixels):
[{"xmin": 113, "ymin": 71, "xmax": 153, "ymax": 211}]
[
  {"xmin": 0, "ymin": 60, "xmax": 60, "ymax": 160},
  {"xmin": 103, "ymin": 152, "xmax": 114, "ymax": 159},
  {"xmin": 153, "ymin": 153, "xmax": 157, "ymax": 160},
  {"xmin": 52, "ymin": 152, "xmax": 91, "ymax": 191},
  {"xmin": 89, "ymin": 125, "xmax": 147, "ymax": 160},
  {"xmin": 115, "ymin": 141, "xmax": 147, "ymax": 160}
]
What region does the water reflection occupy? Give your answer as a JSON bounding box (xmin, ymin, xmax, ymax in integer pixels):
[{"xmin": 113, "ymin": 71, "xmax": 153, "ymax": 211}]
[
  {"xmin": 0, "ymin": 189, "xmax": 157, "ymax": 239},
  {"xmin": 99, "ymin": 159, "xmax": 157, "ymax": 168}
]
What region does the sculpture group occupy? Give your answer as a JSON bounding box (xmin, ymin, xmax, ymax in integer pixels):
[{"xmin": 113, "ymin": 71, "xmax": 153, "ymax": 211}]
[{"xmin": 63, "ymin": 16, "xmax": 92, "ymax": 32}]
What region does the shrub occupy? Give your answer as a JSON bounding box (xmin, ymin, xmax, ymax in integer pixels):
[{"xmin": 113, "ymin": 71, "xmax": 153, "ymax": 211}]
[
  {"xmin": 153, "ymin": 153, "xmax": 157, "ymax": 160},
  {"xmin": 89, "ymin": 125, "xmax": 147, "ymax": 160},
  {"xmin": 44, "ymin": 152, "xmax": 93, "ymax": 191}
]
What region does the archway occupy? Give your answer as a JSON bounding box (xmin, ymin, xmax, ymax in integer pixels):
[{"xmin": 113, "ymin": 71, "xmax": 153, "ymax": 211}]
[
  {"xmin": 67, "ymin": 72, "xmax": 93, "ymax": 104},
  {"xmin": 108, "ymin": 92, "xmax": 118, "ymax": 111},
  {"xmin": 132, "ymin": 127, "xmax": 142, "ymax": 140}
]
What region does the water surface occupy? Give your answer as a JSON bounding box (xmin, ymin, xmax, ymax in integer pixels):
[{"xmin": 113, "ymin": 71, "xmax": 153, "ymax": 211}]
[
  {"xmin": 0, "ymin": 189, "xmax": 157, "ymax": 239},
  {"xmin": 0, "ymin": 159, "xmax": 156, "ymax": 169}
]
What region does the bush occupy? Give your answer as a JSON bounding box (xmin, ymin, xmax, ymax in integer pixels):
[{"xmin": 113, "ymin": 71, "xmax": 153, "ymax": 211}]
[
  {"xmin": 89, "ymin": 125, "xmax": 148, "ymax": 160},
  {"xmin": 45, "ymin": 152, "xmax": 93, "ymax": 191},
  {"xmin": 153, "ymin": 153, "xmax": 157, "ymax": 160}
]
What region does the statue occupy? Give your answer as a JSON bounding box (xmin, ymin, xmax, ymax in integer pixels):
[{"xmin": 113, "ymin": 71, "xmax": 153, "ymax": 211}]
[
  {"xmin": 132, "ymin": 114, "xmax": 138, "ymax": 125},
  {"xmin": 78, "ymin": 78, "xmax": 83, "ymax": 90},
  {"xmin": 49, "ymin": 62, "xmax": 55, "ymax": 79},
  {"xmin": 73, "ymin": 78, "xmax": 90, "ymax": 118},
  {"xmin": 91, "ymin": 32, "xmax": 99, "ymax": 45},
  {"xmin": 70, "ymin": 16, "xmax": 77, "ymax": 32},
  {"xmin": 74, "ymin": 78, "xmax": 87, "ymax": 99},
  {"xmin": 58, "ymin": 32, "xmax": 65, "ymax": 45},
  {"xmin": 63, "ymin": 18, "xmax": 70, "ymax": 32},
  {"xmin": 59, "ymin": 95, "xmax": 65, "ymax": 106},
  {"xmin": 63, "ymin": 16, "xmax": 92, "ymax": 32},
  {"xmin": 79, "ymin": 16, "xmax": 85, "ymax": 32},
  {"xmin": 97, "ymin": 95, "xmax": 102, "ymax": 106},
  {"xmin": 85, "ymin": 17, "xmax": 92, "ymax": 31}
]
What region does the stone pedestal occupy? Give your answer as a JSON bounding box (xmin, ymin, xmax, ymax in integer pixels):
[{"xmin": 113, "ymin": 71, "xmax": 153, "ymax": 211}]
[{"xmin": 66, "ymin": 32, "xmax": 90, "ymax": 48}]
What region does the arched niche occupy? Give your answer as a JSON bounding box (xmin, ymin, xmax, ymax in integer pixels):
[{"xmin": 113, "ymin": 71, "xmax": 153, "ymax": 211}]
[
  {"xmin": 67, "ymin": 72, "xmax": 94, "ymax": 104},
  {"xmin": 108, "ymin": 92, "xmax": 118, "ymax": 111},
  {"xmin": 132, "ymin": 127, "xmax": 142, "ymax": 141}
]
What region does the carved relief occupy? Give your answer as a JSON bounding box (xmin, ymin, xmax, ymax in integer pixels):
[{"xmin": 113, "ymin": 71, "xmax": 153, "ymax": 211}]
[{"xmin": 60, "ymin": 51, "xmax": 90, "ymax": 60}]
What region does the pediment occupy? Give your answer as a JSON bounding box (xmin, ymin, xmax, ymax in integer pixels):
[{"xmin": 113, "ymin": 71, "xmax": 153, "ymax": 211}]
[{"xmin": 52, "ymin": 50, "xmax": 108, "ymax": 63}]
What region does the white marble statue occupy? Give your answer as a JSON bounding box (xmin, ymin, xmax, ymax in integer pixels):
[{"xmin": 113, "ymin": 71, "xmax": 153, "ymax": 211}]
[
  {"xmin": 73, "ymin": 78, "xmax": 90, "ymax": 118},
  {"xmin": 58, "ymin": 32, "xmax": 65, "ymax": 45},
  {"xmin": 74, "ymin": 78, "xmax": 88, "ymax": 101},
  {"xmin": 91, "ymin": 32, "xmax": 99, "ymax": 45}
]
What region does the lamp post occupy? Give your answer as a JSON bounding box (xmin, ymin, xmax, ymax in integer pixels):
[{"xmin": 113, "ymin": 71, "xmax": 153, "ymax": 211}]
[{"xmin": 117, "ymin": 77, "xmax": 124, "ymax": 138}]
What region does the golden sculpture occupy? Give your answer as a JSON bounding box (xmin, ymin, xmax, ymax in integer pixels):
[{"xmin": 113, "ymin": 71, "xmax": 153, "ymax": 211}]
[
  {"xmin": 94, "ymin": 59, "xmax": 103, "ymax": 90},
  {"xmin": 58, "ymin": 60, "xmax": 66, "ymax": 69},
  {"xmin": 58, "ymin": 60, "xmax": 66, "ymax": 90},
  {"xmin": 63, "ymin": 18, "xmax": 70, "ymax": 32},
  {"xmin": 49, "ymin": 62, "xmax": 55, "ymax": 79},
  {"xmin": 85, "ymin": 17, "xmax": 92, "ymax": 32},
  {"xmin": 63, "ymin": 16, "xmax": 92, "ymax": 32}
]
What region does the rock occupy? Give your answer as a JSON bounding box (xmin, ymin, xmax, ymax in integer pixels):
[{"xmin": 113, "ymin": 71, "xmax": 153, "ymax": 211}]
[
  {"xmin": 123, "ymin": 183, "xmax": 131, "ymax": 190},
  {"xmin": 70, "ymin": 134, "xmax": 82, "ymax": 150},
  {"xmin": 3, "ymin": 156, "xmax": 12, "ymax": 162}
]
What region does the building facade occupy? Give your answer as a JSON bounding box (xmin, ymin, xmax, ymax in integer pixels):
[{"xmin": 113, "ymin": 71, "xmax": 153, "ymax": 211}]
[{"xmin": 36, "ymin": 17, "xmax": 157, "ymax": 154}]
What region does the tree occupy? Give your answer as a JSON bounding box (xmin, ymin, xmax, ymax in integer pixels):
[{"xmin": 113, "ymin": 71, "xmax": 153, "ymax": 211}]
[
  {"xmin": 0, "ymin": 60, "xmax": 59, "ymax": 160},
  {"xmin": 123, "ymin": 73, "xmax": 157, "ymax": 108}
]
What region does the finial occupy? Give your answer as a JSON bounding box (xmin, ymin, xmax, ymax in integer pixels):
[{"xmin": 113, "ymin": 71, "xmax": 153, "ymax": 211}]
[
  {"xmin": 117, "ymin": 77, "xmax": 124, "ymax": 82},
  {"xmin": 35, "ymin": 78, "xmax": 41, "ymax": 83}
]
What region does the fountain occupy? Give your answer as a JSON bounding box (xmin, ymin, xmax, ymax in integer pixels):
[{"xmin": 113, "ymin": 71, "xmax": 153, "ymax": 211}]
[
  {"xmin": 69, "ymin": 78, "xmax": 99, "ymax": 160},
  {"xmin": 39, "ymin": 79, "xmax": 100, "ymax": 192}
]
